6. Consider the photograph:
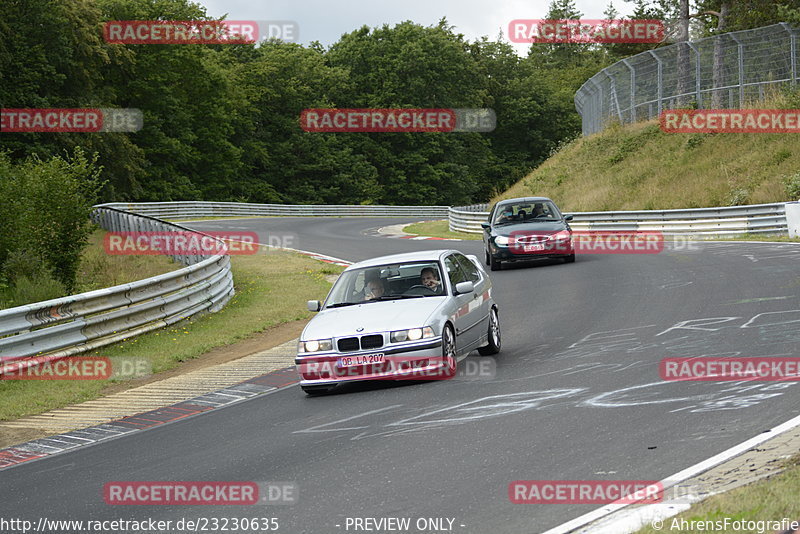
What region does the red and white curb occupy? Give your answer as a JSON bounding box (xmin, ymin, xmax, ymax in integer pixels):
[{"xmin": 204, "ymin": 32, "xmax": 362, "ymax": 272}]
[{"xmin": 0, "ymin": 367, "xmax": 300, "ymax": 471}]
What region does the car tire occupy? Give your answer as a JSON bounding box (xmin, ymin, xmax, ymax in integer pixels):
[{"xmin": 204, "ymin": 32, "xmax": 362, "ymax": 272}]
[
  {"xmin": 564, "ymin": 254, "xmax": 575, "ymax": 263},
  {"xmin": 441, "ymin": 324, "xmax": 457, "ymax": 378},
  {"xmin": 301, "ymin": 385, "xmax": 336, "ymax": 396},
  {"xmin": 485, "ymin": 250, "xmax": 490, "ymax": 266},
  {"xmin": 478, "ymin": 307, "xmax": 501, "ymax": 355},
  {"xmin": 489, "ymin": 254, "xmax": 502, "ymax": 271}
]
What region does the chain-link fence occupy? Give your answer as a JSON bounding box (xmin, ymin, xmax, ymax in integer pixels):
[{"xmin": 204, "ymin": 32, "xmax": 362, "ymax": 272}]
[{"xmin": 575, "ymin": 23, "xmax": 800, "ymax": 136}]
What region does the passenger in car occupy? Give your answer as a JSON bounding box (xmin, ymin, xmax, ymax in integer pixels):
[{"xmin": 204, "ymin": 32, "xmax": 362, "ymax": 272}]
[{"xmin": 497, "ymin": 209, "xmax": 514, "ymax": 224}]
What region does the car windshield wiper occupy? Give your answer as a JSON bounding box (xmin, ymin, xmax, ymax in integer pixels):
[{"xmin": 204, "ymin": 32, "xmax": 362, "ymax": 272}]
[
  {"xmin": 326, "ymin": 302, "xmax": 360, "ymax": 308},
  {"xmin": 377, "ymin": 295, "xmax": 424, "ymax": 300}
]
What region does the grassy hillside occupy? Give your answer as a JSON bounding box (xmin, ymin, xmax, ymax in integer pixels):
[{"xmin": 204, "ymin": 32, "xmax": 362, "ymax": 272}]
[{"xmin": 495, "ymin": 111, "xmax": 800, "ymax": 212}]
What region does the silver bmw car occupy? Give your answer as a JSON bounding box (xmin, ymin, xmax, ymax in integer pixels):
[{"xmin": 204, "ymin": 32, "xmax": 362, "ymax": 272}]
[{"xmin": 296, "ymin": 249, "xmax": 501, "ymax": 395}]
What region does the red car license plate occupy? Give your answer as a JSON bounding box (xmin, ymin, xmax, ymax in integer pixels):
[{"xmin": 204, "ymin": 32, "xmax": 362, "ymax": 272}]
[{"xmin": 337, "ymin": 353, "xmax": 385, "ymax": 368}]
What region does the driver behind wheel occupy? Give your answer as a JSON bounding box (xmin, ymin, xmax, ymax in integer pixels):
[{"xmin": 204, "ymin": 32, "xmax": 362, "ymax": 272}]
[
  {"xmin": 420, "ymin": 267, "xmax": 443, "ymax": 294},
  {"xmin": 364, "ymin": 275, "xmax": 386, "ymax": 300}
]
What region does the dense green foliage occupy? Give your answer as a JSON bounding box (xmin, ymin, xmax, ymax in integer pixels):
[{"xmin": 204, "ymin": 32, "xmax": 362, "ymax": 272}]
[
  {"xmin": 0, "ymin": 150, "xmax": 103, "ymax": 294},
  {"xmin": 2, "ymin": 0, "xmax": 793, "ymax": 208},
  {"xmin": 0, "ymin": 0, "xmax": 576, "ymax": 206},
  {"xmin": 1, "ymin": 0, "xmax": 795, "ymax": 204}
]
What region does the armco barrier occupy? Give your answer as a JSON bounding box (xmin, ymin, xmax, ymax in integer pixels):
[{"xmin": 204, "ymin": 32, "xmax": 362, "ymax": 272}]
[
  {"xmin": 96, "ymin": 202, "xmax": 450, "ymax": 219},
  {"xmin": 449, "ymin": 202, "xmax": 788, "ymax": 237},
  {"xmin": 0, "ymin": 207, "xmax": 234, "ymax": 376}
]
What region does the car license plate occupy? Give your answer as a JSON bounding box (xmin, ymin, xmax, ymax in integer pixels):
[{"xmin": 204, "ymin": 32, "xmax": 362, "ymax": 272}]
[
  {"xmin": 523, "ymin": 243, "xmax": 544, "ymax": 251},
  {"xmin": 337, "ymin": 353, "xmax": 385, "ymax": 368}
]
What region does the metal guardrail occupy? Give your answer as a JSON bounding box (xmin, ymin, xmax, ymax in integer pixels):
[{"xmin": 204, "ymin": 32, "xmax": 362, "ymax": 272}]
[
  {"xmin": 449, "ymin": 202, "xmax": 788, "ymax": 236},
  {"xmin": 96, "ymin": 202, "xmax": 450, "ymax": 219},
  {"xmin": 0, "ymin": 207, "xmax": 234, "ymax": 375},
  {"xmin": 575, "ymin": 23, "xmax": 800, "ymax": 136}
]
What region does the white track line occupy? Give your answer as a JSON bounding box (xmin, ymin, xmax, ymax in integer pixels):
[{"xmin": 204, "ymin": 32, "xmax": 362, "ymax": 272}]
[{"xmin": 541, "ymin": 412, "xmax": 800, "ymax": 534}]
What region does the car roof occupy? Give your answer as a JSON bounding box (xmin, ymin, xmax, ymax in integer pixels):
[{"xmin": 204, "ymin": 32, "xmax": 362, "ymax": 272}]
[
  {"xmin": 495, "ymin": 196, "xmax": 553, "ymax": 206},
  {"xmin": 344, "ymin": 250, "xmax": 456, "ymax": 271}
]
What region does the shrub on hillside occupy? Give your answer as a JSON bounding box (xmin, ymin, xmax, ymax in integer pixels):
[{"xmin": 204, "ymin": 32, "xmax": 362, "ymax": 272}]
[
  {"xmin": 0, "ymin": 149, "xmax": 104, "ymax": 293},
  {"xmin": 785, "ymin": 171, "xmax": 800, "ymax": 200}
]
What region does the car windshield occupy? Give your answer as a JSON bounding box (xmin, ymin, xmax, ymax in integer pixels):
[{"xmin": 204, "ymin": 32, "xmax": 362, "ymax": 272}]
[
  {"xmin": 493, "ymin": 200, "xmax": 561, "ymax": 224},
  {"xmin": 324, "ymin": 261, "xmax": 445, "ymax": 308}
]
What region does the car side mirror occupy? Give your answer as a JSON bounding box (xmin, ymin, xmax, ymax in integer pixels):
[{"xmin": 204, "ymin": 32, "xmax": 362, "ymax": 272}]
[
  {"xmin": 480, "ymin": 222, "xmax": 490, "ymax": 230},
  {"xmin": 564, "ymin": 214, "xmax": 574, "ymax": 221},
  {"xmin": 307, "ymin": 300, "xmax": 321, "ymax": 312},
  {"xmin": 454, "ymin": 281, "xmax": 474, "ymax": 295}
]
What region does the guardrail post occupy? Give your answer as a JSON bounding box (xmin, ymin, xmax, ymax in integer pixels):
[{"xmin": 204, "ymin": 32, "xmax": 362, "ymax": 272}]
[{"xmin": 786, "ymin": 202, "xmax": 800, "ymax": 237}]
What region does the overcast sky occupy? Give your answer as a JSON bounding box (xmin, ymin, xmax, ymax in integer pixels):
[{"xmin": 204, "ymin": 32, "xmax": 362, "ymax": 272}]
[{"xmin": 198, "ymin": 0, "xmax": 635, "ymax": 55}]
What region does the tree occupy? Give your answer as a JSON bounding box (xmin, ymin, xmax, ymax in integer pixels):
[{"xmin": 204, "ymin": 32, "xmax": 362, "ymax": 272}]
[{"xmin": 676, "ymin": 0, "xmax": 691, "ymax": 106}]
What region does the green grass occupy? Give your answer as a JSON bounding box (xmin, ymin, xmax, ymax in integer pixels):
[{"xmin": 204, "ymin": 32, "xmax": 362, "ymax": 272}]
[
  {"xmin": 0, "ymin": 230, "xmax": 179, "ymax": 310},
  {"xmin": 403, "ymin": 220, "xmax": 482, "ymax": 240},
  {"xmin": 495, "ymin": 91, "xmax": 800, "ymax": 212},
  {"xmin": 0, "ymin": 250, "xmax": 342, "ymax": 421},
  {"xmin": 635, "ymin": 455, "xmax": 800, "ymax": 534}
]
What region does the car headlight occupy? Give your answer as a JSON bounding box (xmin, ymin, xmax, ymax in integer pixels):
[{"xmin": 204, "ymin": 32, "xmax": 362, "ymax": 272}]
[
  {"xmin": 299, "ymin": 339, "xmax": 333, "ymax": 352},
  {"xmin": 390, "ymin": 326, "xmax": 435, "ymax": 343},
  {"xmin": 494, "ymin": 235, "xmax": 509, "ymax": 246}
]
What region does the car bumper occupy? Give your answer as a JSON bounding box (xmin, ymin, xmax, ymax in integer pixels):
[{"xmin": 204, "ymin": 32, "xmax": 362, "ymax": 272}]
[
  {"xmin": 295, "ymin": 339, "xmax": 446, "ymax": 385},
  {"xmin": 489, "ymin": 241, "xmax": 574, "ymax": 261}
]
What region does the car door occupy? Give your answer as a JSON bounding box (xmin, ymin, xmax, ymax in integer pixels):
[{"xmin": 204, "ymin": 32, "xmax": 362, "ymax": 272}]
[
  {"xmin": 455, "ymin": 253, "xmax": 490, "ymax": 344},
  {"xmin": 443, "ymin": 253, "xmax": 481, "ymax": 351}
]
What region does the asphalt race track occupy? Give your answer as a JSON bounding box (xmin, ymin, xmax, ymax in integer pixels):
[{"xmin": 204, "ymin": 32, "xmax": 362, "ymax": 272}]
[{"xmin": 3, "ymin": 216, "xmax": 800, "ymax": 534}]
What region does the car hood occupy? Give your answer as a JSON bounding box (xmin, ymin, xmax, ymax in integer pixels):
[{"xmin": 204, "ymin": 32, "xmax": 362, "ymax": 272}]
[
  {"xmin": 303, "ymin": 298, "xmax": 446, "ymax": 339},
  {"xmin": 494, "ymin": 221, "xmax": 567, "ymax": 237}
]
